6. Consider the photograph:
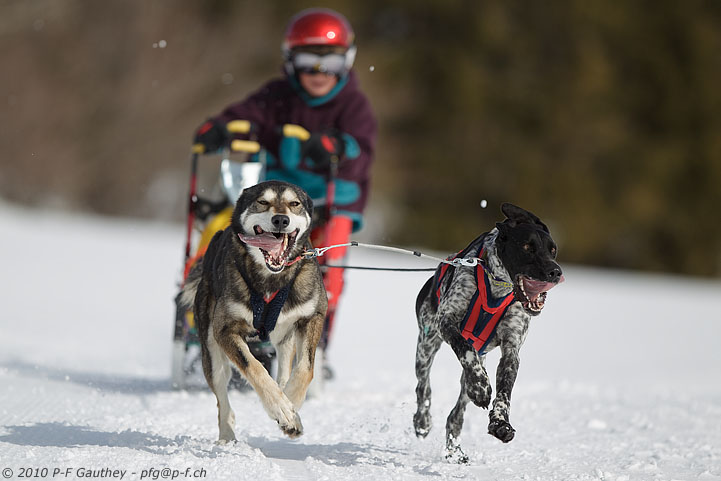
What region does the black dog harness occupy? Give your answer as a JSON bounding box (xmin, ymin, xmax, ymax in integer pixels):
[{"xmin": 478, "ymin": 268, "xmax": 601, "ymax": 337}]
[
  {"xmin": 236, "ymin": 261, "xmax": 298, "ymax": 342},
  {"xmin": 435, "ymin": 242, "xmax": 516, "ymax": 354},
  {"xmin": 247, "ymin": 285, "xmax": 290, "ymax": 341}
]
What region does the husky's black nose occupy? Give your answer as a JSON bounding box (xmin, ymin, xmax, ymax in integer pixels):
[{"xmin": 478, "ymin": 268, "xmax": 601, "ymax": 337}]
[{"xmin": 271, "ymin": 215, "xmax": 290, "ymax": 230}]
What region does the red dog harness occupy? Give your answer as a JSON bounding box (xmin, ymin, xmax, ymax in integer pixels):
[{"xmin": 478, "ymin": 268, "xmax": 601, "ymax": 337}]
[{"xmin": 436, "ymin": 248, "xmax": 516, "ymax": 354}]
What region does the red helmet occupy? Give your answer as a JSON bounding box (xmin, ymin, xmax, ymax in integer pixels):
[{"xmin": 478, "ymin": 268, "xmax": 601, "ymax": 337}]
[
  {"xmin": 282, "ymin": 8, "xmax": 355, "ymax": 52},
  {"xmin": 282, "ymin": 9, "xmax": 357, "ymax": 78}
]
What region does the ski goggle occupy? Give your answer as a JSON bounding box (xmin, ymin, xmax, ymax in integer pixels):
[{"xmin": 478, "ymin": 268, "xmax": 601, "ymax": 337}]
[{"xmin": 291, "ymin": 52, "xmax": 347, "ymax": 75}]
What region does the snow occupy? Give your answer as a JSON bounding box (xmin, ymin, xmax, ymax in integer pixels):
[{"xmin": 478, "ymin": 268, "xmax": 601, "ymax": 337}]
[{"xmin": 1, "ymin": 201, "xmax": 720, "ymax": 480}]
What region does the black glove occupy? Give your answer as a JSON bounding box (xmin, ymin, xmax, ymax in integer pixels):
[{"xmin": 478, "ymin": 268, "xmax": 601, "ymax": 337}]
[
  {"xmin": 193, "ymin": 119, "xmax": 228, "ymax": 152},
  {"xmin": 302, "ymin": 131, "xmax": 345, "ymax": 169}
]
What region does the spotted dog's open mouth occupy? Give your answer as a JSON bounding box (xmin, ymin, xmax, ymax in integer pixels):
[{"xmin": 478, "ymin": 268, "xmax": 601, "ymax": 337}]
[
  {"xmin": 238, "ymin": 226, "xmax": 299, "ymax": 272},
  {"xmin": 515, "ymin": 275, "xmax": 562, "ymax": 314}
]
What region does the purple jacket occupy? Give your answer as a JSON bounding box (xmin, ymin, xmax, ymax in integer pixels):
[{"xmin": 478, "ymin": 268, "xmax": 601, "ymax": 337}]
[{"xmin": 213, "ymin": 71, "xmax": 377, "ymax": 221}]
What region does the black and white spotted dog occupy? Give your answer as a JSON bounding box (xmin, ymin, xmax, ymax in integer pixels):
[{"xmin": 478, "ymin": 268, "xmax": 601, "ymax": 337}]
[{"xmin": 413, "ymin": 203, "xmax": 563, "ymax": 463}]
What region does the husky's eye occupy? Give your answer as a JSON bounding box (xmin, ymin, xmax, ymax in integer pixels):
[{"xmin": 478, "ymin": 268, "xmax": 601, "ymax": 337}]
[
  {"xmin": 289, "ymin": 201, "xmax": 301, "ymax": 207},
  {"xmin": 257, "ymin": 200, "xmax": 270, "ymax": 206}
]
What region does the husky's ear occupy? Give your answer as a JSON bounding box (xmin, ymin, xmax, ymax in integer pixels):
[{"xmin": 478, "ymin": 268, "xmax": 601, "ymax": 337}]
[
  {"xmin": 236, "ymin": 187, "xmax": 250, "ymax": 210},
  {"xmin": 500, "ymin": 202, "xmax": 549, "ymax": 233},
  {"xmin": 236, "ymin": 183, "xmax": 263, "ymax": 212}
]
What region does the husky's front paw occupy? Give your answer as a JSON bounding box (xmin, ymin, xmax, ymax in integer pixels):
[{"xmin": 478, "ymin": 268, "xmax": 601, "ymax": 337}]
[
  {"xmin": 217, "ymin": 414, "xmax": 236, "ymax": 444},
  {"xmin": 215, "ymin": 436, "xmax": 237, "ymax": 446},
  {"xmin": 276, "ymin": 399, "xmax": 303, "ymax": 438},
  {"xmin": 488, "ymin": 419, "xmax": 515, "ymax": 443},
  {"xmin": 267, "ymin": 394, "xmax": 304, "ymax": 438},
  {"xmin": 278, "ymin": 412, "xmax": 304, "ymax": 438}
]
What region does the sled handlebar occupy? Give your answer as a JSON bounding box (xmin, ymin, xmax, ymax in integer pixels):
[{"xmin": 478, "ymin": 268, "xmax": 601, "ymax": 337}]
[
  {"xmin": 282, "ymin": 124, "xmax": 311, "ymax": 141},
  {"xmin": 191, "ymin": 119, "xmax": 257, "ymax": 154},
  {"xmin": 191, "ymin": 140, "xmax": 261, "ymax": 154},
  {"xmin": 226, "ymin": 120, "xmax": 252, "ymax": 134},
  {"xmin": 191, "ymin": 122, "xmax": 309, "ymax": 154}
]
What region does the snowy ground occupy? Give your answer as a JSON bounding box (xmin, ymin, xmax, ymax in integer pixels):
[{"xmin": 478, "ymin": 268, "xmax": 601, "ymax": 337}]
[{"xmin": 1, "ymin": 201, "xmax": 720, "ymax": 481}]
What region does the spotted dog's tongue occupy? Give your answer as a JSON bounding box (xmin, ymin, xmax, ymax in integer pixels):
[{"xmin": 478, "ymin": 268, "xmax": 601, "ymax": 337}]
[
  {"xmin": 523, "ymin": 276, "xmax": 564, "ymax": 300},
  {"xmin": 238, "ymin": 233, "xmax": 283, "ymax": 257}
]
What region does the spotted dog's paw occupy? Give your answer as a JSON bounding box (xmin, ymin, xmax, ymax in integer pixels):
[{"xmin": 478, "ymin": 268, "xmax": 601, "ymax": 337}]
[
  {"xmin": 488, "ymin": 419, "xmax": 515, "ymax": 443},
  {"xmin": 465, "ymin": 373, "xmax": 492, "ymax": 409},
  {"xmin": 413, "ymin": 410, "xmax": 432, "ymax": 438},
  {"xmin": 444, "ymin": 439, "xmax": 469, "ymax": 464}
]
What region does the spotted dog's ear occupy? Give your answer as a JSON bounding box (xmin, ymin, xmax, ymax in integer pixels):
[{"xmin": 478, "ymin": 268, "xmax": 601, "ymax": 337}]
[{"xmin": 500, "ymin": 202, "xmax": 549, "ymax": 233}]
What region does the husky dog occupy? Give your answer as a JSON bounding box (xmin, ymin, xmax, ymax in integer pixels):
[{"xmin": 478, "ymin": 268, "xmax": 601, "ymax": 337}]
[
  {"xmin": 413, "ymin": 203, "xmax": 563, "ymax": 463},
  {"xmin": 180, "ymin": 181, "xmax": 327, "ymax": 441}
]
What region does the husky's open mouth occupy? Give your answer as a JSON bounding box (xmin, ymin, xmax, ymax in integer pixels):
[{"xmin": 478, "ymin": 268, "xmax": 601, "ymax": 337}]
[
  {"xmin": 515, "ymin": 275, "xmax": 563, "ymax": 314},
  {"xmin": 238, "ymin": 226, "xmax": 299, "ymax": 272}
]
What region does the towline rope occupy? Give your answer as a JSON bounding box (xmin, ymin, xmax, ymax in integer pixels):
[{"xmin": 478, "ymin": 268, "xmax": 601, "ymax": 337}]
[{"xmin": 298, "ymin": 241, "xmax": 485, "ymax": 272}]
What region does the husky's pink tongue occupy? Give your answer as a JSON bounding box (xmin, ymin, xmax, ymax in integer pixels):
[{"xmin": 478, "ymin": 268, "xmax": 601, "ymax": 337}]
[
  {"xmin": 523, "ymin": 276, "xmax": 564, "ymax": 299},
  {"xmin": 238, "ymin": 233, "xmax": 283, "ymax": 257}
]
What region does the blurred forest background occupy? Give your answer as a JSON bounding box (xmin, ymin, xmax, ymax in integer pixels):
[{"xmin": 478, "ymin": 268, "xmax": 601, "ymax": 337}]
[{"xmin": 1, "ymin": 0, "xmax": 720, "ymax": 277}]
